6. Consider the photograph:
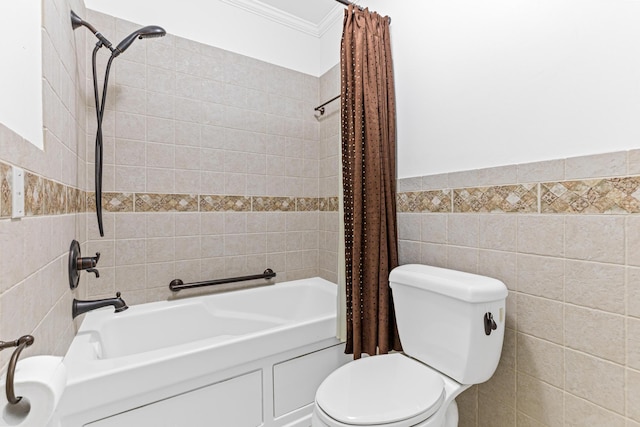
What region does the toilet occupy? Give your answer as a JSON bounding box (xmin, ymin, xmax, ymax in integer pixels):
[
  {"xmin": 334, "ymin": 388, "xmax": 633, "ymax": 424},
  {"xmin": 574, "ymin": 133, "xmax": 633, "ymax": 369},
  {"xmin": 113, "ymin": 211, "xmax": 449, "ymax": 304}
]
[{"xmin": 312, "ymin": 264, "xmax": 508, "ymax": 427}]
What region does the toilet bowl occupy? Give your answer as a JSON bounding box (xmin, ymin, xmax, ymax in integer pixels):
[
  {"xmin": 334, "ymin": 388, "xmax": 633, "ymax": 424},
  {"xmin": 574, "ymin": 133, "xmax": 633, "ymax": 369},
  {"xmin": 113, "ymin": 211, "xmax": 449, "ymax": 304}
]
[
  {"xmin": 311, "ymin": 265, "xmax": 508, "ymax": 427},
  {"xmin": 312, "ymin": 353, "xmax": 468, "ymax": 427}
]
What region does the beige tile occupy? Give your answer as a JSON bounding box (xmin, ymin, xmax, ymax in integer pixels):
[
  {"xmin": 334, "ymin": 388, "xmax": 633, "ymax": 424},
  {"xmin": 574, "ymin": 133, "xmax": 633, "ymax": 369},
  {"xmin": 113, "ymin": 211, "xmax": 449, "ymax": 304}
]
[
  {"xmin": 517, "ymin": 159, "xmax": 565, "ymax": 184},
  {"xmin": 478, "ymin": 362, "xmax": 515, "ymax": 409},
  {"xmin": 448, "ymin": 214, "xmax": 479, "ymax": 247},
  {"xmin": 456, "ymin": 386, "xmax": 477, "ymax": 427},
  {"xmin": 565, "ymin": 260, "xmax": 625, "ymax": 314},
  {"xmin": 397, "ymin": 177, "xmax": 422, "ymax": 192},
  {"xmin": 516, "ymin": 372, "xmax": 564, "ymax": 426},
  {"xmin": 115, "ymin": 213, "xmax": 146, "ymax": 239},
  {"xmin": 517, "ymin": 333, "xmax": 564, "ymax": 389},
  {"xmin": 627, "ymin": 369, "xmax": 640, "ymax": 423},
  {"xmin": 627, "ymin": 216, "xmax": 640, "ymax": 267},
  {"xmin": 516, "ymin": 411, "xmax": 547, "ymax": 427},
  {"xmin": 565, "ymin": 305, "xmax": 624, "ymax": 363},
  {"xmin": 517, "ymin": 215, "xmax": 564, "ymax": 257},
  {"xmin": 479, "ymin": 214, "xmax": 516, "ymax": 252},
  {"xmin": 565, "ymin": 216, "xmax": 625, "ymax": 264},
  {"xmin": 564, "ymin": 394, "xmax": 625, "ymax": 427},
  {"xmin": 397, "ymin": 213, "xmax": 421, "ymax": 241},
  {"xmin": 565, "ymin": 350, "xmax": 624, "ymax": 414},
  {"xmin": 399, "ymin": 241, "xmax": 421, "ymax": 265},
  {"xmin": 565, "ymin": 151, "xmax": 627, "ymax": 180},
  {"xmin": 629, "ymin": 267, "xmax": 640, "ymax": 318},
  {"xmin": 420, "ymin": 243, "xmax": 447, "ymax": 268},
  {"xmin": 146, "ymin": 237, "xmax": 175, "ymax": 263},
  {"xmin": 446, "ymin": 246, "xmax": 478, "ymax": 274},
  {"xmin": 476, "ymin": 165, "xmax": 517, "ymax": 186},
  {"xmin": 516, "ymin": 254, "xmax": 564, "ymax": 299},
  {"xmin": 517, "ymin": 294, "xmax": 563, "ymax": 344},
  {"xmin": 477, "ymin": 250, "xmax": 516, "ymax": 291},
  {"xmin": 145, "ymin": 212, "xmax": 175, "ymax": 237},
  {"xmin": 477, "ymin": 393, "xmax": 515, "ymax": 427},
  {"xmin": 420, "ymin": 213, "xmax": 447, "ymax": 244},
  {"xmin": 629, "ymin": 318, "xmax": 640, "ymax": 371},
  {"xmin": 115, "ymin": 239, "xmax": 146, "ymax": 267}
]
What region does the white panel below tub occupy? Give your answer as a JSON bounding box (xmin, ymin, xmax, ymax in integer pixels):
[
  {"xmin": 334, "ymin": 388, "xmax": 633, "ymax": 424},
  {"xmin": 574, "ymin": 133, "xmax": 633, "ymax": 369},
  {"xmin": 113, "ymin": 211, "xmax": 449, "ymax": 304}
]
[
  {"xmin": 85, "ymin": 370, "xmax": 263, "ymax": 427},
  {"xmin": 273, "ymin": 343, "xmax": 351, "ymax": 418}
]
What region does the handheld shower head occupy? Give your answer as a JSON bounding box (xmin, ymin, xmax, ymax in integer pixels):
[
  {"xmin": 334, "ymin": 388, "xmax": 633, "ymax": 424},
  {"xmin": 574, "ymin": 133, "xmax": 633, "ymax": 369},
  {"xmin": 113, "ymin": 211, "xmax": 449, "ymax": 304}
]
[{"xmin": 112, "ymin": 26, "xmax": 167, "ymax": 57}]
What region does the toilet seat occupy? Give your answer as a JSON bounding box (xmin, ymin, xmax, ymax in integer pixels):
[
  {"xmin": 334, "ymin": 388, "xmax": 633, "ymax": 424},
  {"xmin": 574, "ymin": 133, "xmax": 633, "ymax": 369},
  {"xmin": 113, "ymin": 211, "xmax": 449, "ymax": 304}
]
[{"xmin": 315, "ymin": 353, "xmax": 445, "ymax": 426}]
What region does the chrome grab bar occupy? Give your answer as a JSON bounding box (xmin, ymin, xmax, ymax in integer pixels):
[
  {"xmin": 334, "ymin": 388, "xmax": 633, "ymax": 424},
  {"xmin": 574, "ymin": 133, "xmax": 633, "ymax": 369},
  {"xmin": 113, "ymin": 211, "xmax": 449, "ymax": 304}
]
[
  {"xmin": 0, "ymin": 335, "xmax": 35, "ymax": 404},
  {"xmin": 169, "ymin": 269, "xmax": 276, "ymax": 292}
]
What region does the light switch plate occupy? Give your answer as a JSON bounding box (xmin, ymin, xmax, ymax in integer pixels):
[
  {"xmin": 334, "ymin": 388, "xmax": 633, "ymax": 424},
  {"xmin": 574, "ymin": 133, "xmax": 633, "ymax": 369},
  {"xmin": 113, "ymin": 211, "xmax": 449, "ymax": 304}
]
[{"xmin": 12, "ymin": 166, "xmax": 24, "ymax": 218}]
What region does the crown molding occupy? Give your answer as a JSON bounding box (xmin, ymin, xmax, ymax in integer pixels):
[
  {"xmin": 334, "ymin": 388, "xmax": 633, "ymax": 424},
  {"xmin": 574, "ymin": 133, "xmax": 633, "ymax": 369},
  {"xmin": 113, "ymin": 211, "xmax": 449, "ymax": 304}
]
[{"xmin": 220, "ymin": 0, "xmax": 343, "ymax": 37}]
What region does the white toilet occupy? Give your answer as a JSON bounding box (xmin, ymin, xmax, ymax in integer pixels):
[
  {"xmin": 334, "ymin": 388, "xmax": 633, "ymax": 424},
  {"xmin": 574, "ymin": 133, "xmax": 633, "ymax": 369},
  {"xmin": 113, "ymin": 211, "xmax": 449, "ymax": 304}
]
[{"xmin": 312, "ymin": 264, "xmax": 508, "ymax": 427}]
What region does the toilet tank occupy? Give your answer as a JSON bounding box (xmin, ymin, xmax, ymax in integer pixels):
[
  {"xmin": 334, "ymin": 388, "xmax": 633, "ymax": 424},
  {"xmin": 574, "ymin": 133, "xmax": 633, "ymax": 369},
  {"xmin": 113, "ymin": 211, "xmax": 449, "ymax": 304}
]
[{"xmin": 390, "ymin": 264, "xmax": 508, "ymax": 385}]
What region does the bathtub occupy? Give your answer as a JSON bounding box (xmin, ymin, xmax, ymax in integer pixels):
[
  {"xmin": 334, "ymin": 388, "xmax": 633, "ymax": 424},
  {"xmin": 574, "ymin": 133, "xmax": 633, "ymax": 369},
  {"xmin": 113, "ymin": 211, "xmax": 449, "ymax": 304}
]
[{"xmin": 52, "ymin": 277, "xmax": 350, "ymax": 427}]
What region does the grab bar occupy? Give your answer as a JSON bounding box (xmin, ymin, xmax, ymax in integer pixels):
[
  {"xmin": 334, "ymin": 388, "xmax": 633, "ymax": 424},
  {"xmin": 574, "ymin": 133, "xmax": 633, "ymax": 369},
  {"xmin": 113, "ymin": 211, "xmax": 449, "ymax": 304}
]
[
  {"xmin": 0, "ymin": 335, "xmax": 35, "ymax": 404},
  {"xmin": 169, "ymin": 269, "xmax": 276, "ymax": 292}
]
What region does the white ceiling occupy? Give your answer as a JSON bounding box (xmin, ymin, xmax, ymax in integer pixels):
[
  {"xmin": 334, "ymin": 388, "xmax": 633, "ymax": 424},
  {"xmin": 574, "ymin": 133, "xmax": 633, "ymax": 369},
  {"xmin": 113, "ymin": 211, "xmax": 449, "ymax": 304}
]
[
  {"xmin": 220, "ymin": 0, "xmax": 345, "ymax": 36},
  {"xmin": 258, "ymin": 0, "xmax": 341, "ymax": 25}
]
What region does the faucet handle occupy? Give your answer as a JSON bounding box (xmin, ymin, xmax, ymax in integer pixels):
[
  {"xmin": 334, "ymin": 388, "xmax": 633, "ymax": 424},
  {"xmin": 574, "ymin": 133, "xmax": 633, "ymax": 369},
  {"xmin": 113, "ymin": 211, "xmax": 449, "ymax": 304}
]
[{"xmin": 77, "ymin": 252, "xmax": 100, "ymax": 270}]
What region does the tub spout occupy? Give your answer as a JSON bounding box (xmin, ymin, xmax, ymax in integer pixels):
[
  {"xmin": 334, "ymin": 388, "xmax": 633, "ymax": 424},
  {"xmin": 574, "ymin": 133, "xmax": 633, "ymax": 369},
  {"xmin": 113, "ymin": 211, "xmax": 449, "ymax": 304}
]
[{"xmin": 72, "ymin": 291, "xmax": 128, "ymax": 319}]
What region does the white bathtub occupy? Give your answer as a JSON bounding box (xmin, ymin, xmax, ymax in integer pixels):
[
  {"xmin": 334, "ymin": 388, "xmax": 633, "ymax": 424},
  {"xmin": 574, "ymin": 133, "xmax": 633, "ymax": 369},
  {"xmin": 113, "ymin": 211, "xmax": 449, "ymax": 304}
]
[{"xmin": 53, "ymin": 277, "xmax": 350, "ymax": 427}]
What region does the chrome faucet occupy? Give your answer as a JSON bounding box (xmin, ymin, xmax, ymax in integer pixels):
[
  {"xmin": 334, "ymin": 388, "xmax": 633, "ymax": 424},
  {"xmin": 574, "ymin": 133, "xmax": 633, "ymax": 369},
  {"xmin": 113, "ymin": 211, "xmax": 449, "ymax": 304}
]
[{"xmin": 72, "ymin": 292, "xmax": 128, "ymax": 319}]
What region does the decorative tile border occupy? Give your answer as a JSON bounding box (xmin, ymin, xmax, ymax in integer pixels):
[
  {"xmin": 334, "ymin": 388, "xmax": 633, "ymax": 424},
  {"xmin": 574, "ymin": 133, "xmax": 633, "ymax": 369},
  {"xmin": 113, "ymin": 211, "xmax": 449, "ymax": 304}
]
[
  {"xmin": 200, "ymin": 195, "xmax": 251, "ymax": 212},
  {"xmin": 398, "ymin": 176, "xmax": 640, "ymax": 215},
  {"xmin": 453, "ymin": 184, "xmax": 538, "ymax": 213},
  {"xmin": 0, "ymin": 161, "xmax": 341, "ymax": 217},
  {"xmin": 319, "ymin": 197, "xmax": 339, "ymax": 212},
  {"xmin": 87, "ymin": 192, "xmax": 135, "ymax": 213},
  {"xmin": 25, "ymin": 172, "xmax": 44, "ymax": 216},
  {"xmin": 135, "ymin": 193, "xmax": 199, "ymax": 212},
  {"xmin": 397, "ymin": 190, "xmax": 451, "ymax": 213},
  {"xmin": 541, "ymin": 177, "xmax": 640, "ymax": 214},
  {"xmin": 253, "ymin": 196, "xmax": 295, "ymax": 212},
  {"xmin": 296, "ymin": 197, "xmax": 319, "ymax": 212},
  {"xmin": 0, "ymin": 163, "xmax": 11, "ymax": 217}
]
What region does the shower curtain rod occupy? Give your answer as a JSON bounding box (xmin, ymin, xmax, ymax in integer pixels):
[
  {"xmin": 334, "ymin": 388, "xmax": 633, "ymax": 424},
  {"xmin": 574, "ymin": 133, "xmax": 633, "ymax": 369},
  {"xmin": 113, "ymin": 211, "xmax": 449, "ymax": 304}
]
[
  {"xmin": 314, "ymin": 94, "xmax": 340, "ymax": 115},
  {"xmin": 334, "ymin": 0, "xmax": 391, "ymax": 23}
]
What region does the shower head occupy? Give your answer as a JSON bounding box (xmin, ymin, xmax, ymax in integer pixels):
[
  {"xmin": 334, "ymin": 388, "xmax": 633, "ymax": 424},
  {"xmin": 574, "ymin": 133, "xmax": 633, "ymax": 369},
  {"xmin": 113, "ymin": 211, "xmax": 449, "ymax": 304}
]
[
  {"xmin": 112, "ymin": 26, "xmax": 167, "ymax": 57},
  {"xmin": 70, "ymin": 10, "xmax": 113, "ymax": 49}
]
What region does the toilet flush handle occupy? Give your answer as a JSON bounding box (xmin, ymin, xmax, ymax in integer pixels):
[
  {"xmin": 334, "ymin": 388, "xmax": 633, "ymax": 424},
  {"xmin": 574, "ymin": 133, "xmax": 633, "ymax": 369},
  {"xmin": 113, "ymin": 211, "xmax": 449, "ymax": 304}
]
[{"xmin": 484, "ymin": 312, "xmax": 497, "ymax": 336}]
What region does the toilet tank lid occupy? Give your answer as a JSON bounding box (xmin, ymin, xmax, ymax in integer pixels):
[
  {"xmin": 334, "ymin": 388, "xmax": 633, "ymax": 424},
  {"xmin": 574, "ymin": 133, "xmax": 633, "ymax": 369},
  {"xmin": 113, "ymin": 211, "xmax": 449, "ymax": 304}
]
[{"xmin": 389, "ymin": 264, "xmax": 508, "ymax": 303}]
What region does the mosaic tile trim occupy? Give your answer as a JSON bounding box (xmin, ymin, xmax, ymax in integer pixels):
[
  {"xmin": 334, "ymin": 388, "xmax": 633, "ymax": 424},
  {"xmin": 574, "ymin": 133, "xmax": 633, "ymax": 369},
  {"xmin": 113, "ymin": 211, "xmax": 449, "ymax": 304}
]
[
  {"xmin": 541, "ymin": 177, "xmax": 640, "ymax": 214},
  {"xmin": 87, "ymin": 192, "xmax": 134, "ymax": 213},
  {"xmin": 296, "ymin": 197, "xmax": 319, "ymax": 212},
  {"xmin": 135, "ymin": 193, "xmax": 198, "ymax": 212},
  {"xmin": 319, "ymin": 197, "xmax": 339, "ymax": 212},
  {"xmin": 396, "ymin": 190, "xmax": 452, "ymax": 213},
  {"xmin": 453, "ymin": 184, "xmax": 538, "ymax": 213},
  {"xmin": 252, "ymin": 196, "xmax": 295, "ymax": 212},
  {"xmin": 200, "ymin": 195, "xmax": 251, "ymax": 212},
  {"xmin": 0, "ymin": 163, "xmax": 11, "ymax": 217},
  {"xmin": 25, "ymin": 172, "xmax": 44, "ymax": 216},
  {"xmin": 44, "ymin": 181, "xmax": 66, "ymax": 215}
]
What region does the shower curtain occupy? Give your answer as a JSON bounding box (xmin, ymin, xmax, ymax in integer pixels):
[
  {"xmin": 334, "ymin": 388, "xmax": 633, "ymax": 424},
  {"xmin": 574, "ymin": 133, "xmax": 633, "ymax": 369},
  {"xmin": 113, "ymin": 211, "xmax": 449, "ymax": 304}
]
[{"xmin": 340, "ymin": 5, "xmax": 401, "ymax": 358}]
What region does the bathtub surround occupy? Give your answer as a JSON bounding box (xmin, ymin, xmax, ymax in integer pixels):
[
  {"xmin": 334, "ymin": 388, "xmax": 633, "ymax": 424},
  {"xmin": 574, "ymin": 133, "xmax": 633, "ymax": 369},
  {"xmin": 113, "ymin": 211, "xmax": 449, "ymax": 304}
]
[
  {"xmin": 78, "ymin": 10, "xmax": 345, "ymax": 305},
  {"xmin": 397, "ymin": 150, "xmax": 640, "ymax": 426}
]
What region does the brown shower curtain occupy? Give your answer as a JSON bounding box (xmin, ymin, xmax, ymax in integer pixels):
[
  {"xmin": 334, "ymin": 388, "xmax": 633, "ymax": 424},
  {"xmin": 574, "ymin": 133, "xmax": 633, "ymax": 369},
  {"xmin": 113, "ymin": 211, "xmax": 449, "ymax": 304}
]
[{"xmin": 341, "ymin": 5, "xmax": 401, "ymax": 358}]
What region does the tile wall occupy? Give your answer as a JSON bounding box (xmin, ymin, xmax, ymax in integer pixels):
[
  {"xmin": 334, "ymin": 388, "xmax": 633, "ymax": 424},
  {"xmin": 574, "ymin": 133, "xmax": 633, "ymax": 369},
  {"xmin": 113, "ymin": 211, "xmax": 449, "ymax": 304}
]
[
  {"xmin": 81, "ymin": 11, "xmax": 340, "ymax": 304},
  {"xmin": 397, "ymin": 151, "xmax": 640, "ymax": 426},
  {"xmin": 0, "ymin": 0, "xmax": 87, "ymax": 369},
  {"xmin": 318, "ymin": 64, "xmax": 341, "ymax": 283}
]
